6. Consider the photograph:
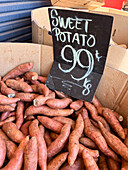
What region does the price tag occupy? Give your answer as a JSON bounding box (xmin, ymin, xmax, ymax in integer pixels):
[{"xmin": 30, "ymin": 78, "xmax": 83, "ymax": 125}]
[{"xmin": 46, "ymin": 8, "xmax": 113, "ymax": 102}]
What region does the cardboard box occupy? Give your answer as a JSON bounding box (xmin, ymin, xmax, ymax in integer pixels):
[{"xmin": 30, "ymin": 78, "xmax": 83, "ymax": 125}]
[
  {"xmin": 0, "ymin": 42, "xmax": 128, "ymax": 125},
  {"xmin": 32, "ymin": 6, "xmax": 128, "ymax": 46}
]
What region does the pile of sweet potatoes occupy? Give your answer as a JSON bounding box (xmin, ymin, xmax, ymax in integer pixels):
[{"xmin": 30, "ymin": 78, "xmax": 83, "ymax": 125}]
[{"xmin": 0, "ymin": 62, "xmax": 127, "ymax": 170}]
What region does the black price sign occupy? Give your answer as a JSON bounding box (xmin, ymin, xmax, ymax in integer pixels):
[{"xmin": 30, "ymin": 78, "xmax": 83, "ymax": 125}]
[{"xmin": 46, "ymin": 8, "xmax": 113, "ymax": 102}]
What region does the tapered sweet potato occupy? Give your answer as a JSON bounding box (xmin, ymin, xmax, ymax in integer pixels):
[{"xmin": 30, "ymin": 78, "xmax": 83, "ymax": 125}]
[
  {"xmin": 79, "ymin": 137, "xmax": 97, "ymax": 149},
  {"xmin": 0, "ymin": 116, "xmax": 15, "ymax": 127},
  {"xmin": 81, "ymin": 108, "xmax": 120, "ymax": 162},
  {"xmin": 31, "ymin": 84, "xmax": 49, "ymax": 96},
  {"xmin": 107, "ymin": 157, "xmax": 120, "ymax": 170},
  {"xmin": 24, "ymin": 105, "xmax": 74, "ymax": 118},
  {"xmin": 46, "ymin": 98, "xmax": 72, "ymax": 109},
  {"xmin": 15, "ymin": 93, "xmax": 38, "ymax": 102},
  {"xmin": 38, "ymin": 76, "xmax": 47, "ymax": 83},
  {"xmin": 2, "ymin": 122, "xmax": 25, "ymax": 143},
  {"xmin": 24, "ymin": 71, "xmax": 38, "ymax": 81},
  {"xmin": 6, "ymin": 140, "xmax": 17, "ymax": 160},
  {"xmin": 122, "ymin": 130, "xmax": 128, "ymax": 169},
  {"xmin": 55, "ymin": 90, "xmax": 69, "ymax": 98},
  {"xmin": 0, "ymin": 111, "xmax": 10, "ymax": 121},
  {"xmin": 20, "ymin": 121, "xmax": 31, "ymax": 136},
  {"xmin": 24, "ymin": 137, "xmax": 38, "ymax": 170},
  {"xmin": 39, "ymin": 125, "xmax": 45, "ymax": 137},
  {"xmin": 6, "ymin": 79, "xmax": 33, "ymax": 93},
  {"xmin": 47, "ymin": 124, "xmax": 71, "ymax": 158},
  {"xmin": 38, "ymin": 116, "xmax": 63, "ymax": 134},
  {"xmin": 0, "ymin": 137, "xmax": 6, "ymax": 168},
  {"xmin": 29, "ymin": 119, "xmax": 47, "ymax": 170},
  {"xmin": 98, "ymin": 154, "xmax": 108, "ymax": 170},
  {"xmin": 25, "ymin": 115, "xmax": 35, "ymax": 121},
  {"xmin": 50, "ymin": 132, "xmax": 59, "ymax": 140},
  {"xmin": 48, "ymin": 152, "xmax": 68, "ymax": 170},
  {"xmin": 0, "ymin": 94, "xmax": 19, "ymax": 104},
  {"xmin": 16, "ymin": 101, "xmax": 24, "ymax": 129},
  {"xmin": 68, "ymin": 114, "xmax": 84, "ymax": 165},
  {"xmin": 44, "ymin": 130, "xmax": 52, "ymax": 147},
  {"xmin": 70, "ymin": 100, "xmax": 83, "ymax": 111},
  {"xmin": 1, "ymin": 136, "xmax": 29, "ymax": 170},
  {"xmin": 98, "ymin": 121, "xmax": 128, "ymax": 161}
]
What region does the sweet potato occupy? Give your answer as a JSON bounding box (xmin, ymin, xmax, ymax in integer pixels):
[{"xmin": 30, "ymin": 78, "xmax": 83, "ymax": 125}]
[
  {"xmin": 31, "ymin": 84, "xmax": 49, "ymax": 96},
  {"xmin": 8, "ymin": 111, "xmax": 16, "ymax": 117},
  {"xmin": 0, "ymin": 111, "xmax": 10, "ymax": 121},
  {"xmin": 24, "ymin": 137, "xmax": 38, "ymax": 170},
  {"xmin": 39, "ymin": 124, "xmax": 45, "ymax": 137},
  {"xmin": 30, "ymin": 80, "xmax": 40, "ymax": 85},
  {"xmin": 25, "ymin": 115, "xmax": 35, "ymax": 121},
  {"xmin": 29, "ymin": 119, "xmax": 47, "ymax": 170},
  {"xmin": 20, "ymin": 121, "xmax": 31, "ymax": 136},
  {"xmin": 1, "ymin": 136, "xmax": 29, "ymax": 170},
  {"xmin": 0, "ymin": 137, "xmax": 6, "ymax": 168},
  {"xmin": 2, "ymin": 62, "xmax": 33, "ymax": 81},
  {"xmin": 24, "ymin": 71, "xmax": 38, "ymax": 81},
  {"xmin": 16, "ymin": 101, "xmax": 24, "ymax": 129},
  {"xmin": 60, "ymin": 157, "xmax": 85, "ymax": 170},
  {"xmin": 33, "ymin": 92, "xmax": 55, "ymax": 106},
  {"xmin": 38, "ymin": 116, "xmax": 63, "ymax": 134},
  {"xmin": 24, "ymin": 105, "xmax": 74, "ymax": 118},
  {"xmin": 0, "ymin": 81, "xmax": 16, "ymax": 98},
  {"xmin": 48, "ymin": 152, "xmax": 68, "ymax": 170},
  {"xmin": 46, "ymin": 98, "xmax": 72, "ymax": 109},
  {"xmin": 98, "ymin": 154, "xmax": 108, "ymax": 170},
  {"xmin": 68, "ymin": 114, "xmax": 84, "ymax": 165},
  {"xmin": 78, "ymin": 144, "xmax": 99, "ymax": 158},
  {"xmin": 0, "ymin": 94, "xmax": 19, "ymax": 104},
  {"xmin": 38, "ymin": 76, "xmax": 47, "ymax": 83},
  {"xmin": 47, "ymin": 124, "xmax": 71, "ymax": 158},
  {"xmin": 81, "ymin": 108, "xmax": 120, "ymax": 162},
  {"xmin": 79, "ymin": 137, "xmax": 97, "ymax": 149},
  {"xmin": 55, "ymin": 90, "xmax": 69, "ymax": 98},
  {"xmin": 53, "ymin": 116, "xmax": 75, "ymax": 130},
  {"xmin": 70, "ymin": 100, "xmax": 83, "ymax": 111},
  {"xmin": 2, "ymin": 122, "xmax": 25, "ymax": 143},
  {"xmin": 90, "ymin": 119, "xmax": 99, "ymax": 129},
  {"xmin": 15, "ymin": 77, "xmax": 24, "ymax": 82},
  {"xmin": 6, "ymin": 140, "xmax": 17, "ymax": 160},
  {"xmin": 0, "ymin": 129, "xmax": 9, "ymax": 141},
  {"xmin": 50, "ymin": 132, "xmax": 59, "ymax": 140},
  {"xmin": 0, "ymin": 116, "xmax": 15, "ymax": 127},
  {"xmin": 102, "ymin": 108, "xmax": 125, "ymax": 139},
  {"xmin": 107, "ymin": 157, "xmax": 120, "ymax": 170},
  {"xmin": 82, "ymin": 149, "xmax": 99, "ymax": 170},
  {"xmin": 84, "ymin": 101, "xmax": 110, "ymax": 131},
  {"xmin": 98, "ymin": 121, "xmax": 128, "ymax": 161},
  {"xmin": 44, "ymin": 130, "xmax": 52, "ymax": 147},
  {"xmin": 15, "ymin": 92, "xmax": 38, "ymax": 102},
  {"xmin": 6, "ymin": 79, "xmax": 33, "ymax": 93}
]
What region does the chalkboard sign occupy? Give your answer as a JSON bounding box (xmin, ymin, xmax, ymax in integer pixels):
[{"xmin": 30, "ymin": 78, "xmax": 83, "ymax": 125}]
[{"xmin": 46, "ymin": 8, "xmax": 113, "ymax": 102}]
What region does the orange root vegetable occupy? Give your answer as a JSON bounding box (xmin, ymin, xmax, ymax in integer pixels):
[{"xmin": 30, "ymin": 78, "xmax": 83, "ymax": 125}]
[
  {"xmin": 20, "ymin": 121, "xmax": 31, "ymax": 136},
  {"xmin": 98, "ymin": 121, "xmax": 128, "ymax": 161},
  {"xmin": 98, "ymin": 154, "xmax": 108, "ymax": 170},
  {"xmin": 0, "ymin": 111, "xmax": 10, "ymax": 121},
  {"xmin": 31, "ymin": 84, "xmax": 49, "ymax": 96},
  {"xmin": 0, "ymin": 129, "xmax": 10, "ymax": 141},
  {"xmin": 84, "ymin": 101, "xmax": 110, "ymax": 131},
  {"xmin": 25, "ymin": 115, "xmax": 35, "ymax": 121},
  {"xmin": 38, "ymin": 116, "xmax": 63, "ymax": 134},
  {"xmin": 0, "ymin": 137, "xmax": 6, "ymax": 168},
  {"xmin": 46, "ymin": 98, "xmax": 72, "ymax": 109},
  {"xmin": 48, "ymin": 124, "xmax": 71, "ymax": 158},
  {"xmin": 79, "ymin": 137, "xmax": 98, "ymax": 149},
  {"xmin": 90, "ymin": 119, "xmax": 99, "ymax": 129},
  {"xmin": 0, "ymin": 105, "xmax": 15, "ymax": 112},
  {"xmin": 2, "ymin": 122, "xmax": 25, "ymax": 143},
  {"xmin": 2, "ymin": 62, "xmax": 33, "ymax": 81},
  {"xmin": 15, "ymin": 93, "xmax": 38, "ymax": 102},
  {"xmin": 122, "ymin": 131, "xmax": 128, "ymax": 169},
  {"xmin": 48, "ymin": 152, "xmax": 68, "ymax": 170},
  {"xmin": 55, "ymin": 90, "xmax": 69, "ymax": 99},
  {"xmin": 78, "ymin": 144, "xmax": 99, "ymax": 158},
  {"xmin": 81, "ymin": 108, "xmax": 120, "ymax": 162},
  {"xmin": 16, "ymin": 101, "xmax": 24, "ymax": 129},
  {"xmin": 0, "ymin": 94, "xmax": 20, "ymax": 104},
  {"xmin": 24, "ymin": 137, "xmax": 38, "ymax": 170},
  {"xmin": 68, "ymin": 114, "xmax": 84, "ymax": 166},
  {"xmin": 8, "ymin": 111, "xmax": 16, "ymax": 117},
  {"xmin": 0, "ymin": 81, "xmax": 16, "ymax": 98},
  {"xmin": 0, "ymin": 116, "xmax": 15, "ymax": 127},
  {"xmin": 38, "ymin": 76, "xmax": 47, "ymax": 83},
  {"xmin": 44, "ymin": 130, "xmax": 52, "ymax": 147},
  {"xmin": 50, "ymin": 132, "xmax": 59, "ymax": 140},
  {"xmin": 60, "ymin": 157, "xmax": 85, "ymax": 170},
  {"xmin": 82, "ymin": 149, "xmax": 99, "ymax": 170},
  {"xmin": 107, "ymin": 157, "xmax": 120, "ymax": 170},
  {"xmin": 6, "ymin": 140, "xmax": 17, "ymax": 160},
  {"xmin": 70, "ymin": 100, "xmax": 83, "ymax": 111},
  {"xmin": 6, "ymin": 79, "xmax": 33, "ymax": 93},
  {"xmin": 92, "ymin": 96, "xmax": 103, "ymax": 115},
  {"xmin": 24, "ymin": 105, "xmax": 74, "ymax": 118},
  {"xmin": 53, "ymin": 116, "xmax": 75, "ymax": 130},
  {"xmin": 102, "ymin": 108, "xmax": 125, "ymax": 139},
  {"xmin": 39, "ymin": 125, "xmax": 45, "ymax": 137},
  {"xmin": 124, "ymin": 128, "xmax": 128, "ymax": 136},
  {"xmin": 10, "ymin": 103, "xmax": 17, "ymax": 108},
  {"xmin": 30, "ymin": 80, "xmax": 40, "ymax": 85},
  {"xmin": 33, "ymin": 92, "xmax": 55, "ymax": 107},
  {"xmin": 15, "ymin": 77, "xmax": 24, "ymax": 82},
  {"xmin": 29, "ymin": 119, "xmax": 47, "ymax": 170},
  {"xmin": 1, "ymin": 136, "xmax": 29, "ymax": 170},
  {"xmin": 24, "ymin": 71, "xmax": 38, "ymax": 81}
]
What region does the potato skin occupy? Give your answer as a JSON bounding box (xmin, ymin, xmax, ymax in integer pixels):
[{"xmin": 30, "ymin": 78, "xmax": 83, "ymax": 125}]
[
  {"xmin": 6, "ymin": 140, "xmax": 17, "ymax": 160},
  {"xmin": 0, "ymin": 137, "xmax": 6, "ymax": 168}
]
